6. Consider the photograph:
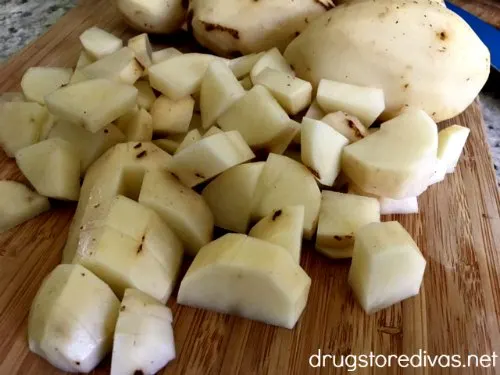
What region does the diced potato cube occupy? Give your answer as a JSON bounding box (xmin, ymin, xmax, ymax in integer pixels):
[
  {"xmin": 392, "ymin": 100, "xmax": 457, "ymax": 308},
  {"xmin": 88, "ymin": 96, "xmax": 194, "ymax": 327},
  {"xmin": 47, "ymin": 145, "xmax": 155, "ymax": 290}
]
[
  {"xmin": 116, "ymin": 108, "xmax": 153, "ymax": 142},
  {"xmin": 80, "ymin": 26, "xmax": 123, "ymax": 59},
  {"xmin": 21, "ymin": 67, "xmax": 72, "ymax": 104},
  {"xmin": 348, "ymin": 221, "xmax": 426, "ymax": 314},
  {"xmin": 321, "ymin": 111, "xmax": 368, "ymax": 143},
  {"xmin": 175, "ymin": 129, "xmax": 202, "ymax": 154},
  {"xmin": 151, "ymin": 95, "xmax": 194, "ymax": 135},
  {"xmin": 127, "ymin": 33, "xmax": 153, "ymax": 68},
  {"xmin": 134, "ymin": 80, "xmax": 156, "ymax": 110},
  {"xmin": 229, "ymin": 52, "xmax": 264, "ymax": 79},
  {"xmin": 437, "ymin": 125, "xmax": 470, "ymax": 173},
  {"xmin": 76, "ymin": 50, "xmax": 95, "ymax": 69}
]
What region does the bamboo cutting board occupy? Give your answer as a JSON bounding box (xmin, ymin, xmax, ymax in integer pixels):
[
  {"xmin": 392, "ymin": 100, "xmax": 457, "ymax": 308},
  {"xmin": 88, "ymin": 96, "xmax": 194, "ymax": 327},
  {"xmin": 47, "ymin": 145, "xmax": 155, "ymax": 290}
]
[{"xmin": 1, "ymin": 1, "xmax": 500, "ymax": 374}]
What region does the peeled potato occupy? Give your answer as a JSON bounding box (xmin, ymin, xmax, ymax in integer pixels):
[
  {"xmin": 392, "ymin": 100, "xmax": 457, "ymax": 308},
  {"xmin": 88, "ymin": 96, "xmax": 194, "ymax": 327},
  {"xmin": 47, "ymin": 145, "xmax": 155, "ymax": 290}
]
[{"xmin": 21, "ymin": 67, "xmax": 72, "ymax": 104}]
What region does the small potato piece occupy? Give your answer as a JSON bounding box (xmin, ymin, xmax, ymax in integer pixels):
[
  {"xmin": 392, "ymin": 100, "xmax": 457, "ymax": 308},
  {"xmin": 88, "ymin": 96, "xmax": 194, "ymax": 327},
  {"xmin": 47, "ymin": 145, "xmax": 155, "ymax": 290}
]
[
  {"xmin": 149, "ymin": 53, "xmax": 226, "ymax": 100},
  {"xmin": 0, "ymin": 102, "xmax": 48, "ymax": 156},
  {"xmin": 304, "ymin": 99, "xmax": 325, "ymax": 121},
  {"xmin": 81, "ymin": 47, "xmax": 143, "ymax": 85},
  {"xmin": 249, "ymin": 205, "xmax": 304, "ymax": 263},
  {"xmin": 253, "ymin": 68, "xmax": 312, "ymax": 115},
  {"xmin": 127, "ymin": 33, "xmax": 153, "ymax": 68},
  {"xmin": 117, "ymin": 108, "xmax": 153, "ymax": 142},
  {"xmin": 229, "ymin": 53, "xmax": 264, "ymax": 79},
  {"xmin": 111, "ymin": 289, "xmax": 176, "ymax": 375},
  {"xmin": 200, "ymin": 60, "xmax": 245, "ymax": 129},
  {"xmin": 116, "ymin": 0, "xmax": 186, "ymax": 34},
  {"xmin": 321, "ymin": 112, "xmax": 368, "ymax": 143},
  {"xmin": 176, "ymin": 129, "xmax": 202, "ymax": 153},
  {"xmin": 76, "ymin": 50, "xmax": 95, "ymax": 69},
  {"xmin": 438, "ymin": 125, "xmax": 470, "ymax": 173},
  {"xmin": 0, "ymin": 181, "xmax": 50, "ymax": 233},
  {"xmin": 342, "ymin": 109, "xmax": 438, "ymax": 199},
  {"xmin": 16, "ymin": 138, "xmax": 81, "ymax": 201},
  {"xmin": 152, "ymin": 48, "xmax": 182, "ymax": 64},
  {"xmin": 139, "ymin": 170, "xmax": 214, "ymax": 256},
  {"xmin": 151, "ymin": 95, "xmax": 195, "ymax": 135},
  {"xmin": 239, "ymin": 76, "xmax": 253, "ymax": 90},
  {"xmin": 178, "ymin": 234, "xmax": 311, "ymax": 329},
  {"xmin": 153, "ymin": 138, "xmax": 179, "ymax": 154},
  {"xmin": 48, "ymin": 120, "xmax": 125, "ymax": 174},
  {"xmin": 348, "ymin": 183, "xmax": 419, "ymax": 215},
  {"xmin": 202, "ymin": 162, "xmax": 264, "ymax": 233},
  {"xmin": 348, "ymin": 221, "xmax": 426, "ymax": 314},
  {"xmin": 301, "ymin": 118, "xmax": 349, "ymax": 186},
  {"xmin": 28, "ymin": 264, "xmax": 119, "ymax": 373},
  {"xmin": 217, "ymin": 85, "xmax": 291, "ymax": 150},
  {"xmin": 168, "ymin": 130, "xmax": 255, "ymax": 187},
  {"xmin": 45, "ymin": 78, "xmax": 138, "ymax": 133},
  {"xmin": 80, "ymin": 26, "xmax": 123, "ymax": 59},
  {"xmin": 74, "ymin": 195, "xmax": 184, "ymax": 302},
  {"xmin": 250, "ymin": 48, "xmax": 294, "ymax": 82},
  {"xmin": 316, "ymin": 191, "xmax": 380, "ymax": 259},
  {"xmin": 21, "ymin": 67, "xmax": 72, "ymax": 104},
  {"xmin": 251, "ymin": 153, "xmax": 321, "ymax": 239},
  {"xmin": 317, "ymin": 79, "xmax": 385, "ymax": 127},
  {"xmin": 134, "ymin": 80, "xmax": 156, "ymax": 110}
]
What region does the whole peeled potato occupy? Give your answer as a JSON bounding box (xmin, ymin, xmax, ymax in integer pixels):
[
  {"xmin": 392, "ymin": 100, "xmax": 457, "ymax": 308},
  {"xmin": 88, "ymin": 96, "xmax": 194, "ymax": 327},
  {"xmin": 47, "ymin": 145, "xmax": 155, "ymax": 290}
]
[
  {"xmin": 115, "ymin": 0, "xmax": 187, "ymax": 34},
  {"xmin": 187, "ymin": 0, "xmax": 335, "ymax": 56},
  {"xmin": 284, "ymin": 0, "xmax": 490, "ymax": 122}
]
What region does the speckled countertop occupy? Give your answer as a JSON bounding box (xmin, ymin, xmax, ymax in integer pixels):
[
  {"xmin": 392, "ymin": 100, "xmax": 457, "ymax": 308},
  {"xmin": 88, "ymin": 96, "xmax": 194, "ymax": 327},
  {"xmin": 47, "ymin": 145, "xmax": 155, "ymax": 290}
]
[{"xmin": 1, "ymin": 0, "xmax": 499, "ymax": 182}]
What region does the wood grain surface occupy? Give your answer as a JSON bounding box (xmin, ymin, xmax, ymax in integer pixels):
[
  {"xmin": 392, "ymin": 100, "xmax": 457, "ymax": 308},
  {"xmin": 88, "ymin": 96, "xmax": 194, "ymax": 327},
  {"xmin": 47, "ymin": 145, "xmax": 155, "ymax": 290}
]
[{"xmin": 1, "ymin": 0, "xmax": 499, "ymax": 374}]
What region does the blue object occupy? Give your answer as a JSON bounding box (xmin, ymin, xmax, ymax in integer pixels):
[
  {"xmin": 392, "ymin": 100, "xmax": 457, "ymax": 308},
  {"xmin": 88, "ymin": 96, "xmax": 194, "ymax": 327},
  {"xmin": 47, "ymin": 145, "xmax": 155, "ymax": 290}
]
[{"xmin": 445, "ymin": 1, "xmax": 499, "ymax": 71}]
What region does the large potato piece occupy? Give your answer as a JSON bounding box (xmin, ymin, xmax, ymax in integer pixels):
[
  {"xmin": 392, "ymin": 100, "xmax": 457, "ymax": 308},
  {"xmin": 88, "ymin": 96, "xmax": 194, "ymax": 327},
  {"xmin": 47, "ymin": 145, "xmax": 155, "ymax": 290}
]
[
  {"xmin": 116, "ymin": 0, "xmax": 187, "ymax": 34},
  {"xmin": 111, "ymin": 289, "xmax": 176, "ymax": 375},
  {"xmin": 28, "ymin": 264, "xmax": 120, "ymax": 373},
  {"xmin": 0, "ymin": 181, "xmax": 50, "ymax": 233},
  {"xmin": 342, "ymin": 109, "xmax": 438, "ymax": 199},
  {"xmin": 284, "ymin": 0, "xmax": 490, "ymax": 122},
  {"xmin": 188, "ymin": 0, "xmax": 333, "ymax": 56},
  {"xmin": 178, "ymin": 234, "xmax": 311, "ymax": 329}
]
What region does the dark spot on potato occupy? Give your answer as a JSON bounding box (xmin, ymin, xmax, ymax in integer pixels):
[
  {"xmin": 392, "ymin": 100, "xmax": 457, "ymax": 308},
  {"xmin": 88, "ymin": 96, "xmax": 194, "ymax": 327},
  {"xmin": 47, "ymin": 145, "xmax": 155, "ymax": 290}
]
[
  {"xmin": 228, "ymin": 50, "xmax": 243, "ymax": 58},
  {"xmin": 432, "ymin": 112, "xmax": 437, "ymax": 116},
  {"xmin": 395, "ymin": 20, "xmax": 399, "ymax": 24},
  {"xmin": 315, "ymin": 0, "xmax": 334, "ymax": 10},
  {"xmin": 137, "ymin": 235, "xmax": 145, "ymax": 254},
  {"xmin": 294, "ymin": 31, "xmax": 300, "ymax": 37},
  {"xmin": 272, "ymin": 210, "xmax": 283, "ymax": 221},
  {"xmin": 307, "ymin": 166, "xmax": 321, "ymax": 179},
  {"xmin": 345, "ymin": 235, "xmax": 353, "ymax": 239},
  {"xmin": 403, "ymin": 83, "xmax": 409, "ymax": 89},
  {"xmin": 186, "ymin": 10, "xmax": 194, "ymax": 33},
  {"xmin": 438, "ymin": 31, "xmax": 447, "ymax": 41},
  {"xmin": 466, "ymin": 77, "xmax": 470, "ymax": 82},
  {"xmin": 181, "ymin": 0, "xmax": 189, "ymax": 9},
  {"xmin": 134, "ymin": 142, "xmax": 142, "ymax": 149},
  {"xmin": 94, "ymin": 203, "xmax": 100, "ymax": 208},
  {"xmin": 290, "ymin": 64, "xmax": 295, "ymax": 71},
  {"xmin": 305, "ymin": 17, "xmax": 309, "ymax": 24},
  {"xmin": 325, "ymin": 16, "xmax": 332, "ymax": 25},
  {"xmin": 171, "ymin": 172, "xmax": 180, "ymax": 180},
  {"xmin": 120, "ymin": 305, "xmax": 126, "ymax": 312},
  {"xmin": 136, "ymin": 150, "xmax": 147, "ymax": 159},
  {"xmin": 134, "ymin": 371, "xmax": 144, "ymax": 375},
  {"xmin": 104, "ymin": 128, "xmax": 109, "ymax": 134},
  {"xmin": 202, "ymin": 22, "xmax": 240, "ymax": 40},
  {"xmin": 80, "ymin": 226, "xmax": 84, "ymax": 230},
  {"xmin": 195, "ymin": 172, "xmax": 205, "ymax": 179},
  {"xmin": 334, "ymin": 235, "xmax": 342, "ymax": 241},
  {"xmin": 75, "ymin": 361, "xmax": 80, "ymax": 366},
  {"xmin": 81, "ymin": 273, "xmax": 85, "ymax": 277}
]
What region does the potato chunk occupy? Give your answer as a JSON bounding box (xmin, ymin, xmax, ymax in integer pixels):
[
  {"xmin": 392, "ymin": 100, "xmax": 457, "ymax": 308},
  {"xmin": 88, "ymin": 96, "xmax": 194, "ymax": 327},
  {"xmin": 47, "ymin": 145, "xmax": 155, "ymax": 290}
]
[
  {"xmin": 348, "ymin": 221, "xmax": 426, "ymax": 314},
  {"xmin": 21, "ymin": 67, "xmax": 72, "ymax": 104},
  {"xmin": 79, "ymin": 26, "xmax": 123, "ymax": 59},
  {"xmin": 151, "ymin": 95, "xmax": 195, "ymax": 135},
  {"xmin": 321, "ymin": 112, "xmax": 368, "ymax": 143},
  {"xmin": 438, "ymin": 125, "xmax": 470, "ymax": 173}
]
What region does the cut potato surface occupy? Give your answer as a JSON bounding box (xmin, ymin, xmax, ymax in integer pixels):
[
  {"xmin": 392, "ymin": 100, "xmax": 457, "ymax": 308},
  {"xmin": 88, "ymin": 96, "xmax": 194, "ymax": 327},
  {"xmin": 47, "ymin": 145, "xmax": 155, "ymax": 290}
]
[
  {"xmin": 152, "ymin": 47, "xmax": 182, "ymax": 64},
  {"xmin": 16, "ymin": 138, "xmax": 81, "ymax": 201},
  {"xmin": 62, "ymin": 142, "xmax": 172, "ymax": 263},
  {"xmin": 0, "ymin": 181, "xmax": 50, "ymax": 233},
  {"xmin": 301, "ymin": 118, "xmax": 349, "ymax": 186},
  {"xmin": 151, "ymin": 95, "xmax": 195, "ymax": 135},
  {"xmin": 230, "ymin": 53, "xmax": 264, "ymax": 79},
  {"xmin": 81, "ymin": 47, "xmax": 143, "ymax": 85},
  {"xmin": 76, "ymin": 50, "xmax": 94, "ymax": 69},
  {"xmin": 202, "ymin": 162, "xmax": 264, "ymax": 233},
  {"xmin": 0, "ymin": 101, "xmax": 48, "ymax": 156},
  {"xmin": 269, "ymin": 120, "xmax": 300, "ymax": 155},
  {"xmin": 80, "ymin": 26, "xmax": 123, "ymax": 59},
  {"xmin": 138, "ymin": 170, "xmax": 214, "ymax": 256},
  {"xmin": 316, "ymin": 80, "xmax": 385, "ymax": 127},
  {"xmin": 348, "ymin": 221, "xmax": 426, "ymax": 314},
  {"xmin": 45, "ymin": 78, "xmax": 138, "ymax": 133},
  {"xmin": 69, "ymin": 69, "xmax": 89, "ymax": 85},
  {"xmin": 149, "ymin": 53, "xmax": 226, "ymax": 100},
  {"xmin": 175, "ymin": 129, "xmax": 202, "ymax": 154},
  {"xmin": 28, "ymin": 264, "xmax": 120, "ymax": 373},
  {"xmin": 437, "ymin": 125, "xmax": 470, "ymax": 173},
  {"xmin": 250, "ymin": 48, "xmax": 294, "ymax": 83},
  {"xmin": 74, "ymin": 195, "xmax": 184, "ymax": 302},
  {"xmin": 342, "ymin": 109, "xmax": 438, "ymax": 199},
  {"xmin": 48, "ymin": 119, "xmax": 125, "ymax": 173},
  {"xmin": 321, "ymin": 112, "xmax": 368, "ymax": 143},
  {"xmin": 316, "ymin": 191, "xmax": 380, "ymax": 259},
  {"xmin": 249, "ymin": 205, "xmax": 304, "ymax": 264},
  {"xmin": 253, "ymin": 68, "xmax": 312, "ymax": 115},
  {"xmin": 178, "ymin": 234, "xmax": 311, "ymax": 329},
  {"xmin": 117, "ymin": 107, "xmax": 153, "ymax": 142},
  {"xmin": 200, "ymin": 60, "xmax": 245, "ymax": 129},
  {"xmin": 127, "ymin": 33, "xmax": 153, "ymax": 68},
  {"xmin": 251, "ymin": 153, "xmax": 321, "ymax": 239},
  {"xmin": 134, "ymin": 80, "xmax": 156, "ymax": 110},
  {"xmin": 217, "ymin": 85, "xmax": 291, "ymax": 150},
  {"xmin": 203, "ymin": 126, "xmax": 223, "ymax": 138},
  {"xmin": 153, "ymin": 138, "xmax": 179, "ymax": 154},
  {"xmin": 21, "ymin": 67, "xmax": 72, "ymax": 104},
  {"xmin": 168, "ymin": 130, "xmax": 255, "ymax": 187},
  {"xmin": 304, "ymin": 99, "xmax": 325, "ymax": 121},
  {"xmin": 111, "ymin": 289, "xmax": 176, "ymax": 375},
  {"xmin": 348, "ymin": 183, "xmax": 419, "ymax": 215}
]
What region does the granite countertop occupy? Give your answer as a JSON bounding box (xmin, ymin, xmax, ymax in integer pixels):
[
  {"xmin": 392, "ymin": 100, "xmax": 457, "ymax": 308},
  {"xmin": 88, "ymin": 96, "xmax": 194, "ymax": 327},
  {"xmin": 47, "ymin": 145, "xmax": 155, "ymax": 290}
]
[{"xmin": 1, "ymin": 0, "xmax": 499, "ymax": 182}]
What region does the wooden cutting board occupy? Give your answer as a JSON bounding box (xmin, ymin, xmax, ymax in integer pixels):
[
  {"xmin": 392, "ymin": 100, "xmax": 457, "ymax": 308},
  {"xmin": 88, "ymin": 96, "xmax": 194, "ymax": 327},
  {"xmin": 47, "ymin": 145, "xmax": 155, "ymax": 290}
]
[{"xmin": 1, "ymin": 1, "xmax": 499, "ymax": 374}]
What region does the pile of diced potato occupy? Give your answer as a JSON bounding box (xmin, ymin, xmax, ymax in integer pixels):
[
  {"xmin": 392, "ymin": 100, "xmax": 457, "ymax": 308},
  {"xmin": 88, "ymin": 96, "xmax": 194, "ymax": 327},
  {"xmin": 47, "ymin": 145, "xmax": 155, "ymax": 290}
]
[{"xmin": 0, "ymin": 26, "xmax": 470, "ymax": 374}]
